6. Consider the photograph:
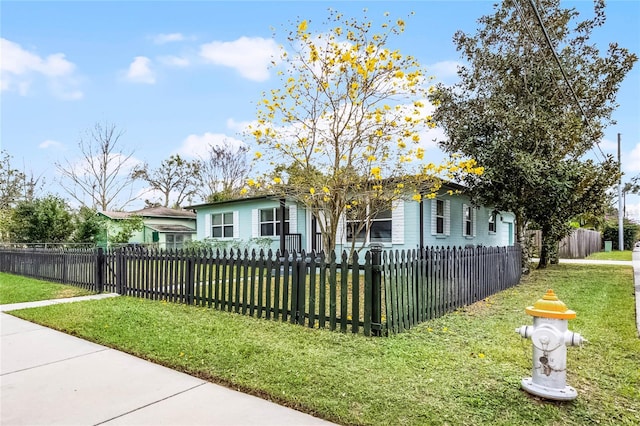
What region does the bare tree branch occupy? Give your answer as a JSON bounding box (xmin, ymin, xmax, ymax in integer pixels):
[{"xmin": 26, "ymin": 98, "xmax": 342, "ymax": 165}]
[
  {"xmin": 132, "ymin": 154, "xmax": 201, "ymax": 208},
  {"xmin": 198, "ymin": 141, "xmax": 249, "ymax": 202},
  {"xmin": 56, "ymin": 122, "xmax": 140, "ymax": 211}
]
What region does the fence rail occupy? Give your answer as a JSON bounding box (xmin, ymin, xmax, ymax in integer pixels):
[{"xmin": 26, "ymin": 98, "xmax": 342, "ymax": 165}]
[{"xmin": 0, "ymin": 245, "xmax": 522, "ymax": 335}]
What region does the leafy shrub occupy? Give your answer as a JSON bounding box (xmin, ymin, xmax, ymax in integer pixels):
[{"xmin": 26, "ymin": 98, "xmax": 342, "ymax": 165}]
[{"xmin": 602, "ymin": 221, "xmax": 640, "ymax": 250}]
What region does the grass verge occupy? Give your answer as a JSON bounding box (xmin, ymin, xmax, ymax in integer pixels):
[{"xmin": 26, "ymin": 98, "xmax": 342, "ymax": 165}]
[
  {"xmin": 7, "ymin": 265, "xmax": 640, "ymax": 426},
  {"xmin": 585, "ymin": 250, "xmax": 633, "ymax": 261},
  {"xmin": 0, "ymin": 272, "xmax": 94, "ymax": 304}
]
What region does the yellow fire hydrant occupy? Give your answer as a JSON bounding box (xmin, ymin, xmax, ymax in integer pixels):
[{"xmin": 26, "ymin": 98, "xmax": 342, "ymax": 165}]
[{"xmin": 515, "ymin": 289, "xmax": 586, "ymax": 401}]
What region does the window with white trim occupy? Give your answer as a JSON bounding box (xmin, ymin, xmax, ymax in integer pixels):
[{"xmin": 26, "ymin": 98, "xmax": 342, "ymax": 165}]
[
  {"xmin": 463, "ymin": 204, "xmax": 474, "ymax": 237},
  {"xmin": 431, "ymin": 199, "xmax": 450, "ymax": 236},
  {"xmin": 212, "ymin": 212, "xmax": 234, "ymax": 238},
  {"xmin": 166, "ymin": 234, "xmax": 191, "ymax": 250},
  {"xmin": 260, "ymin": 207, "xmax": 290, "ymax": 236},
  {"xmin": 346, "ymin": 203, "xmax": 392, "ymax": 243},
  {"xmin": 436, "ymin": 200, "xmax": 445, "ymax": 234},
  {"xmin": 488, "ymin": 211, "xmax": 497, "ymax": 233}
]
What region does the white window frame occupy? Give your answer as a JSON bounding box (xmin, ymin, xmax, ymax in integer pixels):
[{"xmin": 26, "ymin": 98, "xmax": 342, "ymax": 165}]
[
  {"xmin": 463, "ymin": 204, "xmax": 476, "ymax": 237},
  {"xmin": 431, "ymin": 199, "xmax": 450, "ymax": 236},
  {"xmin": 436, "ymin": 200, "xmax": 445, "ymax": 234},
  {"xmin": 211, "ymin": 212, "xmax": 235, "ymax": 239},
  {"xmin": 166, "ymin": 233, "xmax": 191, "ymax": 250},
  {"xmin": 259, "ymin": 207, "xmax": 290, "ymax": 237},
  {"xmin": 346, "ymin": 205, "xmax": 393, "ymax": 244},
  {"xmin": 488, "ymin": 211, "xmax": 497, "ymax": 234}
]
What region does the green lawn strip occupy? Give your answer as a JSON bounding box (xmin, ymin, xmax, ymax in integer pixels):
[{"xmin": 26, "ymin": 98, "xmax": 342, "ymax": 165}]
[
  {"xmin": 0, "ymin": 272, "xmax": 94, "ymax": 304},
  {"xmin": 9, "ymin": 265, "xmax": 640, "ymax": 426},
  {"xmin": 585, "ymin": 250, "xmax": 633, "ymax": 261}
]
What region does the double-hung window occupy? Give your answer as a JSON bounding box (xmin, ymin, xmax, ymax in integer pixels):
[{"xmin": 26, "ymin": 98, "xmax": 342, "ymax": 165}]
[
  {"xmin": 436, "ymin": 200, "xmax": 445, "ymax": 234},
  {"xmin": 260, "ymin": 207, "xmax": 290, "ymax": 236},
  {"xmin": 346, "ymin": 203, "xmax": 392, "ymax": 243},
  {"xmin": 463, "ymin": 204, "xmax": 475, "ymax": 237},
  {"xmin": 488, "ymin": 211, "xmax": 497, "ymax": 233},
  {"xmin": 212, "ymin": 212, "xmax": 234, "ymax": 238},
  {"xmin": 431, "ymin": 199, "xmax": 450, "ymax": 236}
]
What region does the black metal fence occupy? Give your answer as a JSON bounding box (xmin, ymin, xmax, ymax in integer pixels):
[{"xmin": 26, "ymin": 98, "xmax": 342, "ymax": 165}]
[{"xmin": 0, "ymin": 245, "xmax": 522, "ymax": 335}]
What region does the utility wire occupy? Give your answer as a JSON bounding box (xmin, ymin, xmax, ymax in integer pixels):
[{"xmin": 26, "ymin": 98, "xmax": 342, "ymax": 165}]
[
  {"xmin": 525, "ymin": 0, "xmax": 608, "ymax": 161},
  {"xmin": 513, "ymin": 0, "xmax": 604, "ymax": 163}
]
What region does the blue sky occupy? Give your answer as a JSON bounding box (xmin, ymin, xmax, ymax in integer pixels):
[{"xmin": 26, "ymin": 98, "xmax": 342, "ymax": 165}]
[{"xmin": 1, "ymin": 0, "xmax": 639, "ymax": 219}]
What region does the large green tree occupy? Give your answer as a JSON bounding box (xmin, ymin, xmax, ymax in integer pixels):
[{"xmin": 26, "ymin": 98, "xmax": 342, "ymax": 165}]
[
  {"xmin": 8, "ymin": 196, "xmax": 74, "ymax": 244},
  {"xmin": 430, "ymin": 0, "xmax": 636, "ymax": 268},
  {"xmin": 72, "ymin": 206, "xmax": 103, "ymax": 244}
]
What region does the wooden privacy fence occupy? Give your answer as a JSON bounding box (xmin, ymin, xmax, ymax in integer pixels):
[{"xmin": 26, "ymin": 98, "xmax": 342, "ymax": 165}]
[
  {"xmin": 0, "ymin": 245, "xmax": 522, "ymax": 336},
  {"xmin": 528, "ymin": 228, "xmax": 602, "ymax": 259}
]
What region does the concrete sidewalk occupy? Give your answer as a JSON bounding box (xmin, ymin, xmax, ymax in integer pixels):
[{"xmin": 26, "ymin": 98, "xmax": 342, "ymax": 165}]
[{"xmin": 0, "ymin": 297, "xmax": 336, "ymax": 426}]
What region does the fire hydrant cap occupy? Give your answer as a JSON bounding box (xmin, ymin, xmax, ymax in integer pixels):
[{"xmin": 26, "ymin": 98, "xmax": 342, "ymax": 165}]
[{"xmin": 525, "ymin": 289, "xmax": 576, "ymax": 319}]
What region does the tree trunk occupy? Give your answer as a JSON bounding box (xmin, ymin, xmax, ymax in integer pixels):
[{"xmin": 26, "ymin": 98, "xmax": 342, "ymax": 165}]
[
  {"xmin": 537, "ymin": 227, "xmax": 558, "ymax": 269},
  {"xmin": 515, "ymin": 212, "xmax": 531, "ymax": 274}
]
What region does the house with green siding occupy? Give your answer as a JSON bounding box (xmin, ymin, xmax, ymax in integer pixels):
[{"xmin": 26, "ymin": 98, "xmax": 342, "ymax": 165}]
[
  {"xmin": 99, "ymin": 206, "xmax": 196, "ymax": 249},
  {"xmin": 186, "ymin": 183, "xmax": 515, "ymax": 255}
]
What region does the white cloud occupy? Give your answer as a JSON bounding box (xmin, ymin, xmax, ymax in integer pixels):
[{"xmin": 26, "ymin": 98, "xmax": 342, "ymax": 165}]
[
  {"xmin": 626, "ymin": 200, "xmax": 640, "ymax": 222},
  {"xmin": 39, "ymin": 139, "xmax": 64, "ymax": 150},
  {"xmin": 152, "ymin": 33, "xmax": 188, "ymax": 44},
  {"xmin": 0, "ymin": 38, "xmax": 83, "ymax": 99},
  {"xmin": 199, "ymin": 37, "xmax": 279, "ymax": 82},
  {"xmin": 176, "ymin": 132, "xmax": 246, "ymax": 159},
  {"xmin": 226, "ymin": 118, "xmax": 252, "ymax": 133},
  {"xmin": 598, "ymin": 137, "xmax": 618, "ymax": 154},
  {"xmin": 428, "ymin": 60, "xmax": 461, "ymax": 80},
  {"xmin": 157, "ymin": 55, "xmax": 190, "ymax": 67},
  {"xmin": 125, "ymin": 56, "xmax": 156, "ymax": 84},
  {"xmin": 418, "ymin": 126, "xmax": 447, "ymax": 152},
  {"xmin": 625, "ymin": 142, "xmax": 640, "ymax": 173}
]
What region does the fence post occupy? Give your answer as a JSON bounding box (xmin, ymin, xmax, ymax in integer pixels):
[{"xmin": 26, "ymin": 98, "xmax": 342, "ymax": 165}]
[
  {"xmin": 370, "ymin": 243, "xmax": 383, "ymax": 336},
  {"xmin": 116, "ymin": 248, "xmax": 126, "ymax": 295},
  {"xmin": 95, "ymin": 248, "xmax": 104, "ymax": 293},
  {"xmin": 186, "ymin": 255, "xmax": 195, "ymax": 305},
  {"xmin": 296, "ymin": 252, "xmax": 307, "ymax": 325},
  {"xmin": 62, "ymin": 249, "xmax": 68, "ymax": 284}
]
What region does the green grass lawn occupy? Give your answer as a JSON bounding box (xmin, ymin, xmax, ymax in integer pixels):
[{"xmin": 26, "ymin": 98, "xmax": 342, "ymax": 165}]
[
  {"xmin": 0, "ymin": 272, "xmax": 94, "ymax": 304},
  {"xmin": 6, "ymin": 264, "xmax": 640, "ymax": 426},
  {"xmin": 585, "ymin": 250, "xmax": 633, "ymax": 261}
]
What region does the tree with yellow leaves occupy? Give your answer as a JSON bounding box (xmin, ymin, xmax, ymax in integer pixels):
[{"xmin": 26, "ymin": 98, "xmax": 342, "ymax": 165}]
[{"xmin": 246, "ymin": 9, "xmax": 482, "ymax": 256}]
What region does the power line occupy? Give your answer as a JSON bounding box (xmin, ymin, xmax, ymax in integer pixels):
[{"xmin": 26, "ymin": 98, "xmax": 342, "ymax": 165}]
[
  {"xmin": 525, "ymin": 0, "xmax": 608, "ymax": 161},
  {"xmin": 511, "ymin": 0, "xmax": 603, "ymax": 160}
]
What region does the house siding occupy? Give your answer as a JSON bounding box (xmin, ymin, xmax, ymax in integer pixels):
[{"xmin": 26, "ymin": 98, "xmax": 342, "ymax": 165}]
[
  {"xmin": 195, "ymin": 198, "xmax": 307, "ymax": 252},
  {"xmin": 192, "ymin": 192, "xmax": 515, "ymax": 256}
]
